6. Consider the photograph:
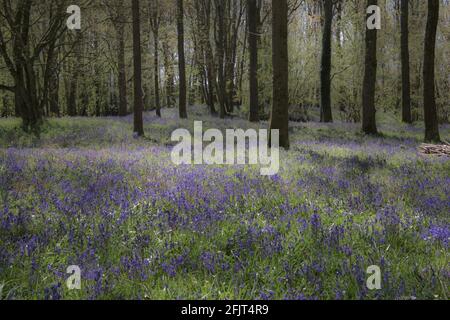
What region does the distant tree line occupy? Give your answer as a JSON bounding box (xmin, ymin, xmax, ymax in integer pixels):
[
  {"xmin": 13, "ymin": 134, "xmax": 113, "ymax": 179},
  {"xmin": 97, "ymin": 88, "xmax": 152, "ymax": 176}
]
[{"xmin": 0, "ymin": 0, "xmax": 448, "ymax": 143}]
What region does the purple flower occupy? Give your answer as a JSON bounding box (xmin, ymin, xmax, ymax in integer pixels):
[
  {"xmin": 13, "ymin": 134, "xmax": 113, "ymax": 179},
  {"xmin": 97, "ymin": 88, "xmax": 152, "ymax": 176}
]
[
  {"xmin": 422, "ymin": 224, "xmax": 449, "ymax": 247},
  {"xmin": 44, "ymin": 283, "xmax": 62, "ymax": 300},
  {"xmin": 310, "ymin": 213, "xmax": 322, "ymax": 233}
]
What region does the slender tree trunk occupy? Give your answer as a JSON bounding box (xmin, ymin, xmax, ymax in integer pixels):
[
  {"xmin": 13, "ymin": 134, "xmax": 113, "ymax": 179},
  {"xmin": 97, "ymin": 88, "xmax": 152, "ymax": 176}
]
[
  {"xmin": 14, "ymin": 88, "xmax": 21, "ymax": 117},
  {"xmin": 132, "ymin": 0, "xmax": 144, "ymax": 136},
  {"xmin": 400, "ymin": 0, "xmax": 412, "ymax": 123},
  {"xmin": 195, "ymin": 0, "xmax": 217, "ymax": 115},
  {"xmin": 49, "ymin": 73, "xmax": 60, "ymax": 117},
  {"xmin": 67, "ymin": 30, "xmax": 82, "ymax": 117},
  {"xmin": 423, "ymin": 0, "xmax": 440, "ymax": 142},
  {"xmin": 270, "ymin": 0, "xmax": 289, "ymax": 149},
  {"xmin": 46, "ymin": 36, "xmax": 60, "ymax": 117},
  {"xmin": 335, "ymin": 0, "xmax": 343, "ymax": 49},
  {"xmin": 177, "ymin": 0, "xmax": 187, "ymax": 119},
  {"xmin": 248, "ymin": 0, "xmax": 259, "ymax": 122},
  {"xmin": 162, "ymin": 42, "xmax": 174, "ymax": 108},
  {"xmin": 225, "ymin": 3, "xmax": 241, "ymax": 115},
  {"xmin": 117, "ymin": 26, "xmax": 128, "ymax": 116},
  {"xmin": 362, "ymin": 0, "xmax": 378, "ymax": 135},
  {"xmin": 2, "ymin": 96, "xmax": 8, "ymax": 117},
  {"xmin": 320, "ymin": 0, "xmax": 333, "ymax": 123},
  {"xmin": 67, "ymin": 77, "xmax": 78, "ymax": 116},
  {"xmin": 153, "ymin": 25, "xmax": 161, "ymax": 117},
  {"xmin": 238, "ymin": 20, "xmax": 248, "ymax": 107},
  {"xmin": 215, "ymin": 0, "xmax": 227, "ymax": 119},
  {"xmin": 205, "ymin": 43, "xmax": 217, "ymax": 115}
]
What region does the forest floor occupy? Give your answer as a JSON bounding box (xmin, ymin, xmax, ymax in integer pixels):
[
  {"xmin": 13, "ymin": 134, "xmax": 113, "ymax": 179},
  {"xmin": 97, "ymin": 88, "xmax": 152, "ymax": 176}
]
[{"xmin": 0, "ymin": 106, "xmax": 449, "ymax": 300}]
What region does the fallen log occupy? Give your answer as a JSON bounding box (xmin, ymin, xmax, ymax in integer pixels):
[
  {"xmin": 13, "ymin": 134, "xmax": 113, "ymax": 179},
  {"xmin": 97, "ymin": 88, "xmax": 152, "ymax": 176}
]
[{"xmin": 418, "ymin": 142, "xmax": 450, "ymax": 157}]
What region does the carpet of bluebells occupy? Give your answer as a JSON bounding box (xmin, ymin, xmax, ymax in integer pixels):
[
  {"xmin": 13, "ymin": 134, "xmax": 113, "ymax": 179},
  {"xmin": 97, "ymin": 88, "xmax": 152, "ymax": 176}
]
[{"xmin": 0, "ymin": 107, "xmax": 448, "ymax": 300}]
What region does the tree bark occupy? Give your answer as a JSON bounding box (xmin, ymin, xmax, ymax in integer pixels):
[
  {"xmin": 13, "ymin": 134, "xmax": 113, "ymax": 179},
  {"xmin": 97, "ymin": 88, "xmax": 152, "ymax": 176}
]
[
  {"xmin": 270, "ymin": 0, "xmax": 289, "ymax": 149},
  {"xmin": 423, "ymin": 0, "xmax": 440, "ymax": 142},
  {"xmin": 248, "ymin": 0, "xmax": 259, "ymax": 122},
  {"xmin": 214, "ymin": 0, "xmax": 227, "ymax": 119},
  {"xmin": 45, "ymin": 30, "xmax": 60, "ymax": 117},
  {"xmin": 362, "ymin": 0, "xmax": 378, "ymax": 135},
  {"xmin": 67, "ymin": 30, "xmax": 82, "ymax": 117},
  {"xmin": 162, "ymin": 41, "xmax": 175, "ymax": 108},
  {"xmin": 177, "ymin": 0, "xmax": 188, "ymax": 119},
  {"xmin": 150, "ymin": 1, "xmax": 161, "ymax": 117},
  {"xmin": 154, "ymin": 31, "xmax": 161, "ymax": 117},
  {"xmin": 320, "ymin": 0, "xmax": 333, "ymax": 123},
  {"xmin": 67, "ymin": 76, "xmax": 78, "ymax": 116},
  {"xmin": 205, "ymin": 38, "xmax": 217, "ymax": 115},
  {"xmin": 400, "ymin": 0, "xmax": 412, "ymax": 123},
  {"xmin": 194, "ymin": 0, "xmax": 217, "ymax": 115},
  {"xmin": 117, "ymin": 26, "xmax": 128, "ymax": 116},
  {"xmin": 132, "ymin": 0, "xmax": 144, "ymax": 136},
  {"xmin": 13, "ymin": 0, "xmax": 42, "ymax": 131}
]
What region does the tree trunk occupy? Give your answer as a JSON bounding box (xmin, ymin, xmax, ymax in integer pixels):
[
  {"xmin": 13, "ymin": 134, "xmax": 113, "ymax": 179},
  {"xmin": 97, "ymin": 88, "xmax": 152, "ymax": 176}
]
[
  {"xmin": 423, "ymin": 0, "xmax": 440, "ymax": 142},
  {"xmin": 205, "ymin": 42, "xmax": 217, "ymax": 115},
  {"xmin": 320, "ymin": 0, "xmax": 333, "ymax": 123},
  {"xmin": 49, "ymin": 72, "xmax": 60, "ymax": 117},
  {"xmin": 13, "ymin": 0, "xmax": 42, "ymax": 131},
  {"xmin": 45, "ymin": 35, "xmax": 60, "ymax": 117},
  {"xmin": 195, "ymin": 0, "xmax": 217, "ymax": 115},
  {"xmin": 2, "ymin": 96, "xmax": 8, "ymax": 117},
  {"xmin": 400, "ymin": 0, "xmax": 412, "ymax": 123},
  {"xmin": 153, "ymin": 23, "xmax": 161, "ymax": 117},
  {"xmin": 362, "ymin": 0, "xmax": 378, "ymax": 135},
  {"xmin": 335, "ymin": 0, "xmax": 343, "ymax": 49},
  {"xmin": 67, "ymin": 30, "xmax": 82, "ymax": 117},
  {"xmin": 117, "ymin": 26, "xmax": 128, "ymax": 116},
  {"xmin": 248, "ymin": 0, "xmax": 259, "ymax": 122},
  {"xmin": 270, "ymin": 0, "xmax": 289, "ymax": 149},
  {"xmin": 225, "ymin": 2, "xmax": 241, "ymax": 115},
  {"xmin": 177, "ymin": 0, "xmax": 187, "ymax": 119},
  {"xmin": 67, "ymin": 76, "xmax": 78, "ymax": 116},
  {"xmin": 215, "ymin": 0, "xmax": 227, "ymax": 119},
  {"xmin": 132, "ymin": 0, "xmax": 144, "ymax": 136},
  {"xmin": 14, "ymin": 89, "xmax": 21, "ymax": 117},
  {"xmin": 162, "ymin": 42, "xmax": 175, "ymax": 108}
]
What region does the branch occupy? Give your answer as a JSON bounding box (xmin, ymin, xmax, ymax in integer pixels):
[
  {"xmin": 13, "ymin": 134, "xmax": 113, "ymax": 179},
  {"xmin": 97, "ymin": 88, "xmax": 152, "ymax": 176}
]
[
  {"xmin": 331, "ymin": 65, "xmax": 353, "ymax": 81},
  {"xmin": 0, "ymin": 83, "xmax": 15, "ymax": 92}
]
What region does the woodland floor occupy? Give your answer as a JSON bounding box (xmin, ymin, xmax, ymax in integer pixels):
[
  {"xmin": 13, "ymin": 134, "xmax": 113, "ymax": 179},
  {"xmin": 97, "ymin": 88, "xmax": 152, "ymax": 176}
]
[{"xmin": 0, "ymin": 106, "xmax": 448, "ymax": 300}]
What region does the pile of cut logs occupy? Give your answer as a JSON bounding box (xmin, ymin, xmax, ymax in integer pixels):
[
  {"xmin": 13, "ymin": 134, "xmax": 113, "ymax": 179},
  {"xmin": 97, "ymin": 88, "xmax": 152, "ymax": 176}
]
[{"xmin": 418, "ymin": 142, "xmax": 450, "ymax": 157}]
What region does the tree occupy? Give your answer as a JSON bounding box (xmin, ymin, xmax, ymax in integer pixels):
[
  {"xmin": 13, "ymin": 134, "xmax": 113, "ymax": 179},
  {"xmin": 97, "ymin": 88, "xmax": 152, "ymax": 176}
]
[
  {"xmin": 223, "ymin": 1, "xmax": 245, "ymax": 115},
  {"xmin": 45, "ymin": 8, "xmax": 62, "ymax": 118},
  {"xmin": 103, "ymin": 0, "xmax": 129, "ymax": 117},
  {"xmin": 423, "ymin": 0, "xmax": 440, "ymax": 142},
  {"xmin": 0, "ymin": 0, "xmax": 66, "ymax": 132},
  {"xmin": 320, "ymin": 0, "xmax": 333, "ymax": 123},
  {"xmin": 248, "ymin": 0, "xmax": 259, "ymax": 122},
  {"xmin": 117, "ymin": 23, "xmax": 128, "ymax": 117},
  {"xmin": 150, "ymin": 0, "xmax": 162, "ymax": 117},
  {"xmin": 270, "ymin": 0, "xmax": 289, "ymax": 149},
  {"xmin": 162, "ymin": 40, "xmax": 175, "ymax": 109},
  {"xmin": 214, "ymin": 0, "xmax": 227, "ymax": 119},
  {"xmin": 67, "ymin": 31, "xmax": 82, "ymax": 117},
  {"xmin": 193, "ymin": 0, "xmax": 217, "ymax": 116},
  {"xmin": 132, "ymin": 0, "xmax": 144, "ymax": 136},
  {"xmin": 400, "ymin": 0, "xmax": 412, "ymax": 123},
  {"xmin": 177, "ymin": 0, "xmax": 188, "ymax": 119},
  {"xmin": 362, "ymin": 0, "xmax": 378, "ymax": 135}
]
